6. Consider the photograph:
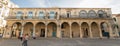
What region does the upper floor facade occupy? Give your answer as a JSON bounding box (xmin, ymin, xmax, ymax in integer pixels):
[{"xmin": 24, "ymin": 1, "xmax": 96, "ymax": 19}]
[
  {"xmin": 0, "ymin": 0, "xmax": 19, "ymax": 17},
  {"xmin": 6, "ymin": 8, "xmax": 112, "ymax": 20},
  {"xmin": 0, "ymin": 0, "xmax": 18, "ymax": 27},
  {"xmin": 112, "ymin": 14, "xmax": 120, "ymax": 30}
]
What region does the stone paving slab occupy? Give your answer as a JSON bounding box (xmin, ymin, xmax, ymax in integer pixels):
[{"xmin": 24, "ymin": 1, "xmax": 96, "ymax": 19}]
[{"xmin": 0, "ymin": 38, "xmax": 120, "ymax": 46}]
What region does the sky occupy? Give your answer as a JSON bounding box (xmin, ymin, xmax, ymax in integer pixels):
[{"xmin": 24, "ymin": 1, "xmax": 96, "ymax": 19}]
[{"xmin": 11, "ymin": 0, "xmax": 120, "ymax": 14}]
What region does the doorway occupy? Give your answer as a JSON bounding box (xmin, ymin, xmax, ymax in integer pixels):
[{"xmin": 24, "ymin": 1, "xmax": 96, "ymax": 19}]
[
  {"xmin": 47, "ymin": 22, "xmax": 57, "ymax": 37},
  {"xmin": 83, "ymin": 28, "xmax": 88, "ymax": 38},
  {"xmin": 81, "ymin": 22, "xmax": 89, "ymax": 38},
  {"xmin": 40, "ymin": 29, "xmax": 45, "ymax": 37},
  {"xmin": 52, "ymin": 31, "xmax": 56, "ymax": 37}
]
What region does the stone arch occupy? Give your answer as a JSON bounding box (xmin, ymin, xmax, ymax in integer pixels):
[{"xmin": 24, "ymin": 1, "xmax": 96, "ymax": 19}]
[
  {"xmin": 47, "ymin": 22, "xmax": 57, "ymax": 37},
  {"xmin": 113, "ymin": 24, "xmax": 119, "ymax": 36},
  {"xmin": 61, "ymin": 22, "xmax": 70, "ymax": 38},
  {"xmin": 35, "ymin": 22, "xmax": 45, "ymax": 37},
  {"xmin": 88, "ymin": 10, "xmax": 97, "ymax": 18},
  {"xmin": 11, "ymin": 22, "xmax": 22, "ymax": 37},
  {"xmin": 100, "ymin": 22, "xmax": 110, "ymax": 37},
  {"xmin": 12, "ymin": 22, "xmax": 22, "ymax": 29},
  {"xmin": 113, "ymin": 17, "xmax": 117, "ymax": 22},
  {"xmin": 79, "ymin": 10, "xmax": 88, "ymax": 18},
  {"xmin": 97, "ymin": 10, "xmax": 106, "ymax": 18},
  {"xmin": 81, "ymin": 22, "xmax": 90, "ymax": 38},
  {"xmin": 71, "ymin": 22, "xmax": 80, "ymax": 38},
  {"xmin": 24, "ymin": 22, "xmax": 34, "ymax": 36},
  {"xmin": 91, "ymin": 22, "xmax": 100, "ymax": 37}
]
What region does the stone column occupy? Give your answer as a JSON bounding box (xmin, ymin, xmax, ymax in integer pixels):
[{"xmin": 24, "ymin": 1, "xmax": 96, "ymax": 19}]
[
  {"xmin": 70, "ymin": 25, "xmax": 72, "ymax": 38},
  {"xmin": 57, "ymin": 12, "xmax": 59, "ymax": 20},
  {"xmin": 20, "ymin": 25, "xmax": 24, "ymax": 37},
  {"xmin": 5, "ymin": 26, "xmax": 12, "ymax": 38},
  {"xmin": 3, "ymin": 26, "xmax": 12, "ymax": 38},
  {"xmin": 9, "ymin": 26, "xmax": 12, "ymax": 38},
  {"xmin": 108, "ymin": 24, "xmax": 113, "ymax": 38},
  {"xmin": 79, "ymin": 25, "xmax": 82, "ymax": 38},
  {"xmin": 114, "ymin": 27, "xmax": 119, "ymax": 37},
  {"xmin": 89, "ymin": 25, "xmax": 93, "ymax": 38},
  {"xmin": 59, "ymin": 24, "xmax": 61, "ymax": 38},
  {"xmin": 32, "ymin": 25, "xmax": 35, "ymax": 37},
  {"xmin": 45, "ymin": 24, "xmax": 47, "ymax": 38},
  {"xmin": 98, "ymin": 24, "xmax": 103, "ymax": 38},
  {"xmin": 3, "ymin": 26, "xmax": 8, "ymax": 38},
  {"xmin": 57, "ymin": 24, "xmax": 61, "ymax": 38}
]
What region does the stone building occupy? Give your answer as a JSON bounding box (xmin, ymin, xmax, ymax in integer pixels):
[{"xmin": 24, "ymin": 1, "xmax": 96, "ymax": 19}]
[
  {"xmin": 4, "ymin": 8, "xmax": 116, "ymax": 38},
  {"xmin": 112, "ymin": 14, "xmax": 120, "ymax": 37},
  {"xmin": 0, "ymin": 0, "xmax": 19, "ymax": 37}
]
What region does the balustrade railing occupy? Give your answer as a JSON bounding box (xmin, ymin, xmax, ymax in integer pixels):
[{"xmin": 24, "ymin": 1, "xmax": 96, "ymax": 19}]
[
  {"xmin": 60, "ymin": 15, "xmax": 111, "ymax": 19},
  {"xmin": 6, "ymin": 15, "xmax": 111, "ymax": 20}
]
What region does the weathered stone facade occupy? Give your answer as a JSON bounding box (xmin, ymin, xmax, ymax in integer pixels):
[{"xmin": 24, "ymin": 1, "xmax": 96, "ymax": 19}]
[
  {"xmin": 112, "ymin": 14, "xmax": 120, "ymax": 37},
  {"xmin": 3, "ymin": 8, "xmax": 116, "ymax": 38},
  {"xmin": 0, "ymin": 0, "xmax": 19, "ymax": 37}
]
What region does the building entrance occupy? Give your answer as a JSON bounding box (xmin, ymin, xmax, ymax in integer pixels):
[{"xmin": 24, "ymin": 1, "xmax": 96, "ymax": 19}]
[
  {"xmin": 52, "ymin": 31, "xmax": 56, "ymax": 37},
  {"xmin": 40, "ymin": 29, "xmax": 45, "ymax": 37},
  {"xmin": 83, "ymin": 28, "xmax": 88, "ymax": 38}
]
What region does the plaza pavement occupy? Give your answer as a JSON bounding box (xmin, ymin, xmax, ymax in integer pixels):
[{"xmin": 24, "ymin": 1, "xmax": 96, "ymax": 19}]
[{"xmin": 0, "ymin": 38, "xmax": 120, "ymax": 46}]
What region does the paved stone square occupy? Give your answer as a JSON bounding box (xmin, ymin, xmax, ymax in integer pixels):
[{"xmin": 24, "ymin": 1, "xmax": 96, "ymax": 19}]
[{"xmin": 0, "ymin": 38, "xmax": 120, "ymax": 46}]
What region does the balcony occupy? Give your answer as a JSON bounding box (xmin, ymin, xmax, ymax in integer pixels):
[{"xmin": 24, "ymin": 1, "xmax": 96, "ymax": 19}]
[
  {"xmin": 48, "ymin": 16, "xmax": 57, "ymax": 19},
  {"xmin": 6, "ymin": 16, "xmax": 40, "ymax": 20},
  {"xmin": 6, "ymin": 15, "xmax": 111, "ymax": 20},
  {"xmin": 35, "ymin": 16, "xmax": 46, "ymax": 19},
  {"xmin": 60, "ymin": 15, "xmax": 111, "ymax": 19},
  {"xmin": 5, "ymin": 16, "xmax": 18, "ymax": 19},
  {"xmin": 5, "ymin": 16, "xmax": 56, "ymax": 20}
]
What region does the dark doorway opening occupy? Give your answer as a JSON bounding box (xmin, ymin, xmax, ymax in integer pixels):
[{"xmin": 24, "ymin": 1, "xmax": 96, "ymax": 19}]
[
  {"xmin": 83, "ymin": 28, "xmax": 88, "ymax": 38},
  {"xmin": 11, "ymin": 31, "xmax": 16, "ymax": 37},
  {"xmin": 102, "ymin": 30, "xmax": 109, "ymax": 37},
  {"xmin": 40, "ymin": 29, "xmax": 45, "ymax": 37}
]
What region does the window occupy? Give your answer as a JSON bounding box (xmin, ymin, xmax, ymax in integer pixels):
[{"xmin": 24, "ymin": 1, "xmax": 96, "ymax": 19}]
[
  {"xmin": 49, "ymin": 11, "xmax": 55, "ymax": 19},
  {"xmin": 16, "ymin": 11, "xmax": 22, "ymax": 19},
  {"xmin": 67, "ymin": 13, "xmax": 70, "ymax": 18},
  {"xmin": 79, "ymin": 10, "xmax": 87, "ymax": 18},
  {"xmin": 98, "ymin": 10, "xmax": 104, "ymax": 18},
  {"xmin": 39, "ymin": 11, "xmax": 44, "ymax": 19},
  {"xmin": 28, "ymin": 11, "xmax": 33, "ymax": 19},
  {"xmin": 88, "ymin": 10, "xmax": 97, "ymax": 18},
  {"xmin": 61, "ymin": 24, "xmax": 64, "ymax": 29},
  {"xmin": 99, "ymin": 14, "xmax": 103, "ymax": 18},
  {"xmin": 113, "ymin": 18, "xmax": 116, "ymax": 22},
  {"xmin": 67, "ymin": 11, "xmax": 70, "ymax": 18}
]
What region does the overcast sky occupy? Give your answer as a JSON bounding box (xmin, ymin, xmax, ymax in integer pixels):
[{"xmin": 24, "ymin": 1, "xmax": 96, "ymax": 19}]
[{"xmin": 11, "ymin": 0, "xmax": 120, "ymax": 14}]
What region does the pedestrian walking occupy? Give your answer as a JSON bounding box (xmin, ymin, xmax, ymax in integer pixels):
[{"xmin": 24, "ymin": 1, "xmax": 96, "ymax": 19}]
[
  {"xmin": 20, "ymin": 34, "xmax": 23, "ymax": 41},
  {"xmin": 22, "ymin": 34, "xmax": 29, "ymax": 46}
]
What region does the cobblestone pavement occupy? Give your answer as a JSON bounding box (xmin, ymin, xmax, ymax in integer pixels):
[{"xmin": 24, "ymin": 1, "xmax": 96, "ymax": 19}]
[{"xmin": 0, "ymin": 38, "xmax": 120, "ymax": 46}]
